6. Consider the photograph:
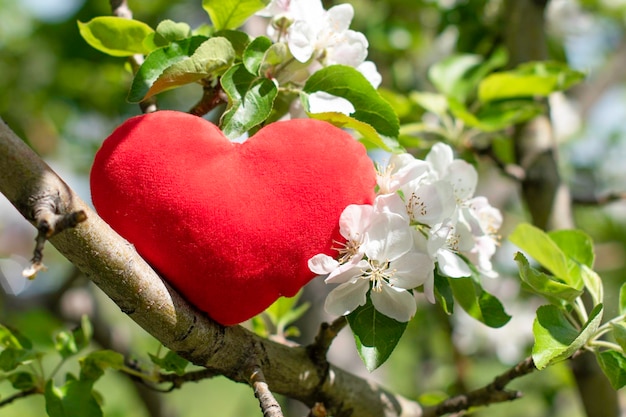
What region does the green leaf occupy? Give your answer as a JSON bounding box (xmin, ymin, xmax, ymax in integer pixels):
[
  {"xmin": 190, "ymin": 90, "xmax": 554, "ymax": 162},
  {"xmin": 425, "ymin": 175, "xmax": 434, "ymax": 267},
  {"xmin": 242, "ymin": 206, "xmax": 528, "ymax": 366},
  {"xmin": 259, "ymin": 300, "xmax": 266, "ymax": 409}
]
[
  {"xmin": 428, "ymin": 48, "xmax": 507, "ymax": 103},
  {"xmin": 448, "ymin": 276, "xmax": 511, "ymax": 328},
  {"xmin": 73, "ymin": 315, "xmax": 93, "ymax": 352},
  {"xmin": 548, "ymin": 229, "xmax": 595, "ymax": 268},
  {"xmin": 305, "ymin": 111, "xmax": 402, "ymax": 152},
  {"xmin": 243, "ymin": 36, "xmax": 272, "ymax": 75},
  {"xmin": 509, "ymin": 223, "xmax": 582, "ymax": 289},
  {"xmin": 55, "ymin": 330, "xmax": 78, "ymax": 360},
  {"xmin": 303, "ymin": 65, "xmax": 400, "ymax": 139},
  {"xmin": 347, "ymin": 296, "xmax": 407, "ymax": 372},
  {"xmin": 612, "ymin": 322, "xmax": 626, "ymax": 353},
  {"xmin": 548, "ymin": 229, "xmax": 603, "ymax": 305},
  {"xmin": 130, "ymin": 36, "xmax": 235, "ymax": 102},
  {"xmin": 258, "ymin": 43, "xmax": 307, "ymax": 83},
  {"xmin": 78, "ymin": 17, "xmax": 155, "ymax": 57},
  {"xmin": 8, "ymin": 371, "xmax": 37, "ymax": 390},
  {"xmin": 155, "ymin": 20, "xmax": 191, "ymax": 44},
  {"xmin": 202, "ymin": 0, "xmax": 267, "ymax": 30},
  {"xmin": 620, "ymin": 282, "xmax": 626, "ymax": 315},
  {"xmin": 214, "ymin": 30, "xmax": 252, "ymax": 59},
  {"xmin": 0, "ymin": 324, "xmax": 31, "ymax": 350},
  {"xmin": 149, "ymin": 350, "xmax": 189, "ymax": 376},
  {"xmin": 448, "ymin": 98, "xmax": 543, "ymax": 132},
  {"xmin": 532, "ymin": 303, "xmax": 603, "ymax": 369},
  {"xmin": 45, "ymin": 379, "xmax": 102, "ymax": 417},
  {"xmin": 514, "ymin": 252, "xmax": 583, "ymax": 304},
  {"xmin": 596, "ymin": 350, "xmax": 626, "ymax": 390},
  {"xmin": 479, "ymin": 61, "xmax": 584, "ymax": 102},
  {"xmin": 264, "ymin": 291, "xmax": 310, "ymax": 334},
  {"xmin": 220, "ymin": 64, "xmax": 278, "ymax": 139},
  {"xmin": 410, "ymin": 91, "xmax": 448, "ymax": 116},
  {"xmin": 0, "ymin": 348, "xmax": 35, "ymax": 372},
  {"xmin": 79, "ymin": 350, "xmax": 124, "ymax": 382},
  {"xmin": 433, "ymin": 271, "xmax": 454, "ymax": 315},
  {"xmin": 129, "ymin": 36, "xmax": 208, "ymax": 102}
]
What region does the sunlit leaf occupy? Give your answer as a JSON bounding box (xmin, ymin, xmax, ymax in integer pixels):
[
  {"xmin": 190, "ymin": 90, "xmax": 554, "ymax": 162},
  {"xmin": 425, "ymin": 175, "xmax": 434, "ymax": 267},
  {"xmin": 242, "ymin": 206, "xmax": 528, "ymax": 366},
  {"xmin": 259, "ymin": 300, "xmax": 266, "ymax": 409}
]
[
  {"xmin": 515, "ymin": 252, "xmax": 583, "ymax": 304},
  {"xmin": 78, "ymin": 17, "xmax": 155, "ymax": 57},
  {"xmin": 509, "ymin": 223, "xmax": 582, "ymax": 289},
  {"xmin": 479, "ymin": 61, "xmax": 584, "ymax": 102},
  {"xmin": 548, "ymin": 229, "xmax": 595, "ymax": 268},
  {"xmin": 202, "ymin": 0, "xmax": 267, "ymax": 30},
  {"xmin": 347, "ymin": 296, "xmax": 408, "ymax": 372},
  {"xmin": 428, "ymin": 48, "xmax": 507, "ymax": 103},
  {"xmin": 303, "ymin": 65, "xmax": 399, "ymax": 139},
  {"xmin": 220, "ymin": 64, "xmax": 278, "ymax": 139},
  {"xmin": 532, "ymin": 304, "xmax": 603, "ymax": 369},
  {"xmin": 304, "ymin": 111, "xmax": 402, "ymax": 152},
  {"xmin": 155, "ymin": 19, "xmax": 191, "ymax": 44}
]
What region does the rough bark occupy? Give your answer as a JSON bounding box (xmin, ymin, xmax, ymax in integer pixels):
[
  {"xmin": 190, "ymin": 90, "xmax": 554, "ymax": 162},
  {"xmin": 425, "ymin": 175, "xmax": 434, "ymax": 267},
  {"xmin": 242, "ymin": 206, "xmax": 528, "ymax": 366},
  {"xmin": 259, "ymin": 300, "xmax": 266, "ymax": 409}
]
[{"xmin": 0, "ymin": 119, "xmax": 422, "ymax": 416}]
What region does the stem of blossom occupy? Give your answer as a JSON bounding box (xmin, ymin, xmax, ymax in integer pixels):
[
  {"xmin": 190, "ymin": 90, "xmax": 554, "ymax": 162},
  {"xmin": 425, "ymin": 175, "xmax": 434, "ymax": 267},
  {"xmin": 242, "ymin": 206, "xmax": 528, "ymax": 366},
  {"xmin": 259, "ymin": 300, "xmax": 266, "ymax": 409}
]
[
  {"xmin": 188, "ymin": 82, "xmax": 227, "ymax": 117},
  {"xmin": 249, "ymin": 364, "xmax": 284, "ymax": 417},
  {"xmin": 422, "ymin": 356, "xmax": 536, "ymax": 417}
]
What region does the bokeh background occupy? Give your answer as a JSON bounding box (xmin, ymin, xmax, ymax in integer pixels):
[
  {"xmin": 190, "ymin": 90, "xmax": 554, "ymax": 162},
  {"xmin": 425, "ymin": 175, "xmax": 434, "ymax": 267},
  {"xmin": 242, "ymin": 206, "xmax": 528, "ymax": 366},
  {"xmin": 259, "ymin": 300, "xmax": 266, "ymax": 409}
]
[{"xmin": 2, "ymin": 0, "xmax": 626, "ymax": 416}]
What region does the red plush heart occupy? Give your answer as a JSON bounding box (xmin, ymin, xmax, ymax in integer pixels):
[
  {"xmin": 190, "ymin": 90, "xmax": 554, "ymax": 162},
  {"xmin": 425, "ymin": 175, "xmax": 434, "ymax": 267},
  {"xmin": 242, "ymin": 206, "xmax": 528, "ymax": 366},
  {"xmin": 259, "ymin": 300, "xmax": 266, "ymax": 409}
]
[{"xmin": 90, "ymin": 111, "xmax": 375, "ymax": 325}]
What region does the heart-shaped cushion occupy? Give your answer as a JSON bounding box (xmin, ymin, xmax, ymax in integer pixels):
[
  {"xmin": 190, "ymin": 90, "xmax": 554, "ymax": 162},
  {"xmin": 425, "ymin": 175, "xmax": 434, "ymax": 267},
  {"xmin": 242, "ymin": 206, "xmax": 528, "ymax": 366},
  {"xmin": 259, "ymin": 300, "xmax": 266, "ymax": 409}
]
[{"xmin": 90, "ymin": 111, "xmax": 375, "ymax": 325}]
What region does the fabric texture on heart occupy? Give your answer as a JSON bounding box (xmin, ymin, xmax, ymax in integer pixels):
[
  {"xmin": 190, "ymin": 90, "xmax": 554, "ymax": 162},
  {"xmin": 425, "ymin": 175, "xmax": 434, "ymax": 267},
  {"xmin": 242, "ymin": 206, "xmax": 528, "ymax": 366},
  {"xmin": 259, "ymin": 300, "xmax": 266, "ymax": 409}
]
[{"xmin": 90, "ymin": 110, "xmax": 375, "ymax": 325}]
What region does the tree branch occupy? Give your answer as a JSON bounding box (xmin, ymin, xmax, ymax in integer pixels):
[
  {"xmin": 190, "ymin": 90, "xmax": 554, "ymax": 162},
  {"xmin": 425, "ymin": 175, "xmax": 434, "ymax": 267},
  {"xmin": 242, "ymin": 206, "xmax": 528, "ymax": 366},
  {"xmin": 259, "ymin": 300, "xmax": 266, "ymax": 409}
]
[
  {"xmin": 422, "ymin": 356, "xmax": 536, "ymax": 417},
  {"xmin": 0, "ymin": 118, "xmax": 422, "ymax": 417},
  {"xmin": 249, "ymin": 364, "xmax": 284, "ymax": 417}
]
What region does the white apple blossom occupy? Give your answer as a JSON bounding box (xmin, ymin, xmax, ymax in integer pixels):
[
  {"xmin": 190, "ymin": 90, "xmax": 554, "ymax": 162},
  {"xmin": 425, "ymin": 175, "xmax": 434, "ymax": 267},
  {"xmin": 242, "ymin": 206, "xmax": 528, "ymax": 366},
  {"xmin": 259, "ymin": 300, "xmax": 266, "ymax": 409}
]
[
  {"xmin": 257, "ymin": 0, "xmax": 382, "ymax": 88},
  {"xmin": 309, "ymin": 196, "xmax": 433, "ymax": 322},
  {"xmin": 311, "ymin": 143, "xmax": 503, "ymax": 322}
]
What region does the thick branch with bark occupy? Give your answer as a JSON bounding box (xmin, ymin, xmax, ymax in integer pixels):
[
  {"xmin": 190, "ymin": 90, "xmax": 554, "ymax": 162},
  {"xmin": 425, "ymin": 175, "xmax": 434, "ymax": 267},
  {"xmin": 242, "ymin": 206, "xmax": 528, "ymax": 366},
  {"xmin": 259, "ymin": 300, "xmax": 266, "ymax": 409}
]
[{"xmin": 0, "ymin": 119, "xmax": 422, "ymax": 417}]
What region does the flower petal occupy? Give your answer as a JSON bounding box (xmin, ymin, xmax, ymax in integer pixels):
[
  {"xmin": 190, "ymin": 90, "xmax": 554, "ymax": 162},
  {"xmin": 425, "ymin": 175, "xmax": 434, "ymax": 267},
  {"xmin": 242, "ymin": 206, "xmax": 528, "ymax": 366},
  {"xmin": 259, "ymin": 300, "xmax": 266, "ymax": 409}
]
[
  {"xmin": 426, "ymin": 143, "xmax": 454, "ymax": 179},
  {"xmin": 308, "ymin": 253, "xmax": 339, "ymax": 275},
  {"xmin": 325, "ymin": 257, "xmax": 368, "ymax": 284},
  {"xmin": 445, "ymin": 159, "xmax": 477, "ymax": 202},
  {"xmin": 364, "ymin": 213, "xmax": 413, "ymax": 261},
  {"xmin": 324, "ymin": 279, "xmax": 369, "ymax": 316},
  {"xmin": 404, "ymin": 180, "xmax": 456, "ymax": 226},
  {"xmin": 371, "ymin": 285, "xmax": 416, "ymax": 322},
  {"xmin": 339, "ymin": 204, "xmax": 373, "ymax": 241},
  {"xmin": 437, "ymin": 249, "xmax": 471, "ymax": 278},
  {"xmin": 308, "ymin": 91, "xmax": 356, "ymax": 115},
  {"xmin": 390, "ymin": 250, "xmax": 434, "ymax": 288}
]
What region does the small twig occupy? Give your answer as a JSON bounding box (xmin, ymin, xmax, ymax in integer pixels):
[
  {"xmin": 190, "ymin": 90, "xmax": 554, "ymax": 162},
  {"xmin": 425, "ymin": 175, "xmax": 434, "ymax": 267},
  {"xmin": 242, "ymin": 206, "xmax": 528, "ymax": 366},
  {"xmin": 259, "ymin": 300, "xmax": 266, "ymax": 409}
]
[
  {"xmin": 423, "ymin": 356, "xmax": 536, "ymax": 417},
  {"xmin": 306, "ymin": 316, "xmax": 347, "ymax": 364},
  {"xmin": 189, "ymin": 82, "xmax": 228, "ymax": 117},
  {"xmin": 23, "ymin": 204, "xmax": 87, "ymax": 279},
  {"xmin": 249, "ymin": 365, "xmax": 284, "ymax": 417},
  {"xmin": 0, "ymin": 388, "xmax": 39, "ymax": 407},
  {"xmin": 158, "ymin": 367, "xmax": 217, "ymax": 390},
  {"xmin": 573, "ymin": 192, "xmax": 626, "ymax": 206},
  {"xmin": 110, "ymin": 0, "xmax": 157, "ymax": 114}
]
